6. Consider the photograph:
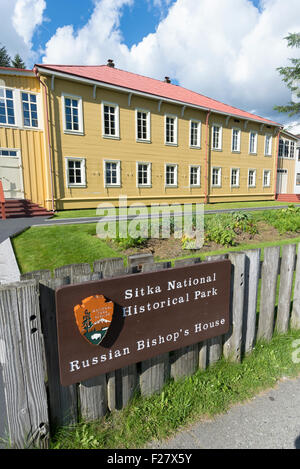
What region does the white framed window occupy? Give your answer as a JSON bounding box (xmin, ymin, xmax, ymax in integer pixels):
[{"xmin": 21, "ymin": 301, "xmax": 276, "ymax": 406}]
[
  {"xmin": 249, "ymin": 131, "xmax": 258, "ymax": 154},
  {"xmin": 136, "ymin": 109, "xmax": 150, "ymax": 142},
  {"xmin": 264, "ymin": 134, "xmax": 272, "ymax": 156},
  {"xmin": 137, "ymin": 162, "xmax": 151, "ymax": 187},
  {"xmin": 190, "ymin": 120, "xmax": 201, "ymax": 148},
  {"xmin": 278, "ymin": 138, "xmax": 284, "ymax": 157},
  {"xmin": 104, "ymin": 160, "xmax": 121, "ymax": 187},
  {"xmin": 231, "ymin": 168, "xmax": 240, "ymax": 187},
  {"xmin": 62, "ymin": 93, "xmax": 83, "ymax": 134},
  {"xmin": 248, "ymin": 169, "xmax": 256, "ymax": 187},
  {"xmin": 212, "ymin": 167, "xmax": 222, "ymax": 187},
  {"xmin": 165, "ymin": 163, "xmax": 178, "ymax": 186},
  {"xmin": 65, "ymin": 157, "xmax": 86, "ymax": 187},
  {"xmin": 165, "ymin": 114, "xmax": 177, "ymax": 145},
  {"xmin": 0, "ymin": 87, "xmax": 16, "ymax": 126},
  {"xmin": 189, "ymin": 165, "xmax": 201, "ymax": 187},
  {"xmin": 263, "ymin": 170, "xmax": 271, "ymax": 187},
  {"xmin": 231, "ymin": 128, "xmax": 241, "ymax": 152},
  {"xmin": 212, "ymin": 124, "xmax": 222, "ymax": 150},
  {"xmin": 290, "ymin": 141, "xmax": 295, "ymax": 159},
  {"xmin": 21, "ymin": 92, "xmax": 38, "ymax": 128},
  {"xmin": 102, "ymin": 102, "xmax": 120, "ymax": 139}
]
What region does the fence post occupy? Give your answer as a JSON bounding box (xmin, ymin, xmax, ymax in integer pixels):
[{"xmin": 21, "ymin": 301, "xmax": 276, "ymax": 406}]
[
  {"xmin": 257, "ymin": 246, "xmax": 280, "ymax": 342},
  {"xmin": 291, "ymin": 243, "xmax": 300, "ymax": 329},
  {"xmin": 276, "ymin": 244, "xmax": 296, "ymax": 334},
  {"xmin": 242, "ymin": 249, "xmax": 261, "ymax": 354},
  {"xmin": 0, "ymin": 281, "xmax": 49, "ymax": 448}
]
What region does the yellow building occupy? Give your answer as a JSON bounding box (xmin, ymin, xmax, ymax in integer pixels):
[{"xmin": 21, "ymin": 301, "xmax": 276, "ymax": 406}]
[{"xmin": 1, "ymin": 61, "xmax": 295, "ymax": 214}]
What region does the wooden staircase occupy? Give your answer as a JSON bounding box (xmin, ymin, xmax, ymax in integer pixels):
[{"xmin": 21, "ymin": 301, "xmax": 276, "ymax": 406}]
[
  {"xmin": 0, "ymin": 199, "xmax": 54, "ymax": 219},
  {"xmin": 276, "ymin": 194, "xmax": 300, "ymax": 203}
]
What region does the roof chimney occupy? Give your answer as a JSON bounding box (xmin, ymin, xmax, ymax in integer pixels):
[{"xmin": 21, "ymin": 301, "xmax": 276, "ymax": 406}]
[
  {"xmin": 164, "ymin": 76, "xmax": 171, "ymax": 83},
  {"xmin": 107, "ymin": 59, "xmax": 115, "ymax": 68}
]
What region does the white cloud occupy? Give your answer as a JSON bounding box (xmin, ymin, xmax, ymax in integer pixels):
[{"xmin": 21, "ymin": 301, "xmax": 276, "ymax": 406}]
[{"xmin": 12, "ymin": 0, "xmax": 46, "ymax": 46}]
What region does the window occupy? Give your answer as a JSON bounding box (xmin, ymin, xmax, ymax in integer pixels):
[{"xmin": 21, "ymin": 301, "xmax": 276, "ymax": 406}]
[
  {"xmin": 249, "ymin": 132, "xmax": 257, "ymax": 154},
  {"xmin": 248, "ymin": 169, "xmax": 256, "ymax": 187},
  {"xmin": 190, "ymin": 165, "xmax": 201, "ymax": 187},
  {"xmin": 21, "ymin": 92, "xmax": 38, "ymax": 128},
  {"xmin": 104, "ymin": 160, "xmax": 121, "ymax": 187},
  {"xmin": 231, "ymin": 128, "xmax": 241, "ymax": 152},
  {"xmin": 66, "ymin": 158, "xmax": 86, "ymax": 187},
  {"xmin": 290, "ymin": 141, "xmax": 295, "ymax": 159},
  {"xmin": 0, "ymin": 149, "xmax": 18, "ymax": 157},
  {"xmin": 296, "ymin": 173, "xmax": 300, "ymax": 186},
  {"xmin": 284, "ymin": 140, "xmax": 290, "ymax": 158},
  {"xmin": 231, "ymin": 168, "xmax": 240, "ymax": 187},
  {"xmin": 62, "ymin": 94, "xmax": 83, "ymax": 134},
  {"xmin": 102, "ymin": 102, "xmax": 119, "ymax": 138},
  {"xmin": 136, "ymin": 109, "xmax": 150, "ymax": 142},
  {"xmin": 165, "ymin": 164, "xmax": 178, "ymax": 186},
  {"xmin": 278, "ymin": 138, "xmax": 284, "ymax": 157},
  {"xmin": 165, "ymin": 115, "xmax": 177, "ymax": 145},
  {"xmin": 212, "ymin": 167, "xmax": 221, "ymax": 187},
  {"xmin": 190, "ymin": 120, "xmax": 201, "ymax": 148},
  {"xmin": 212, "ymin": 124, "xmax": 222, "ymax": 150},
  {"xmin": 263, "ymin": 170, "xmax": 271, "ymax": 187},
  {"xmin": 0, "ymin": 88, "xmax": 15, "ymax": 125},
  {"xmin": 264, "ymin": 134, "xmax": 272, "ymax": 156},
  {"xmin": 137, "ymin": 162, "xmax": 151, "ymax": 187}
]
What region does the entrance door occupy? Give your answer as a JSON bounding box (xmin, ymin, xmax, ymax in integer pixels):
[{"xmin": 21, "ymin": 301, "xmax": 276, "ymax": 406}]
[
  {"xmin": 276, "ymin": 169, "xmax": 288, "ymax": 194},
  {"xmin": 0, "ymin": 149, "xmax": 24, "ymax": 199}
]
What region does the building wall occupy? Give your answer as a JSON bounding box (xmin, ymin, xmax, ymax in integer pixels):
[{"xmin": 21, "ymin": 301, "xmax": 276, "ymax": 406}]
[{"xmin": 43, "ymin": 75, "xmax": 278, "ymax": 210}]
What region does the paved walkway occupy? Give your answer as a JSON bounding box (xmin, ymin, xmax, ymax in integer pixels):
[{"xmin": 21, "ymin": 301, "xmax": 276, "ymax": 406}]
[{"xmin": 148, "ymin": 376, "xmax": 300, "ymax": 449}]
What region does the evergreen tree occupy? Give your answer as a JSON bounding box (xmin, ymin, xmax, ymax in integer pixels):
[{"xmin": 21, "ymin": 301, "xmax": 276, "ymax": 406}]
[
  {"xmin": 12, "ymin": 53, "xmax": 26, "ymax": 69},
  {"xmin": 274, "ymin": 33, "xmax": 300, "ymax": 117},
  {"xmin": 0, "ymin": 45, "xmax": 11, "ymax": 67}
]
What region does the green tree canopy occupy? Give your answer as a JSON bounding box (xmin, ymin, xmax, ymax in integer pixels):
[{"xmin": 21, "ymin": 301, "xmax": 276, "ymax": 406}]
[
  {"xmin": 0, "ymin": 45, "xmax": 11, "ymax": 67},
  {"xmin": 12, "ymin": 53, "xmax": 26, "ymax": 69},
  {"xmin": 274, "ymin": 32, "xmax": 300, "ymax": 117}
]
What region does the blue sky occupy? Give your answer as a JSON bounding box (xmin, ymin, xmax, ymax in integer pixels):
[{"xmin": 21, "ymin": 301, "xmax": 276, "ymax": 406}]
[{"xmin": 1, "ymin": 0, "xmax": 300, "ymax": 131}]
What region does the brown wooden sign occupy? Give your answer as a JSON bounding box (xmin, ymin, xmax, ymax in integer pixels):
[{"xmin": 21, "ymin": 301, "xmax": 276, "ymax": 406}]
[{"xmin": 56, "ymin": 260, "xmax": 231, "ymax": 385}]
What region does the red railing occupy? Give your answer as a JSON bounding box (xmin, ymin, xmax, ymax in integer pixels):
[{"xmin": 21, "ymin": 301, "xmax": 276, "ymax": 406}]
[{"xmin": 0, "ymin": 180, "xmax": 6, "ymax": 219}]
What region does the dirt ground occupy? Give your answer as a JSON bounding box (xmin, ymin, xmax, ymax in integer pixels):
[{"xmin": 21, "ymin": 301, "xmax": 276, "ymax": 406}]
[{"xmin": 107, "ymin": 221, "xmax": 300, "ymax": 260}]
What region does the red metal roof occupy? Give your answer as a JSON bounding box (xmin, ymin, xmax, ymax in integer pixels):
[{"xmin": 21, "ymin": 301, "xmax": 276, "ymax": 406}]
[{"xmin": 36, "ymin": 64, "xmax": 281, "ymax": 126}]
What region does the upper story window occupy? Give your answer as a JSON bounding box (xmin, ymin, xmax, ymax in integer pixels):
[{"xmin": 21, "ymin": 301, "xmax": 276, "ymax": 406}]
[
  {"xmin": 279, "ymin": 138, "xmax": 284, "ymax": 157},
  {"xmin": 212, "ymin": 124, "xmax": 222, "ymax": 150},
  {"xmin": 136, "ymin": 109, "xmax": 150, "ymax": 142},
  {"xmin": 102, "ymin": 102, "xmax": 119, "ymax": 139},
  {"xmin": 231, "ymin": 128, "xmax": 241, "ymax": 152},
  {"xmin": 165, "ymin": 115, "xmax": 177, "ymax": 145},
  {"xmin": 290, "ymin": 141, "xmax": 295, "ymax": 158},
  {"xmin": 0, "ymin": 88, "xmax": 15, "ymax": 125},
  {"xmin": 62, "ymin": 94, "xmax": 83, "ymax": 134},
  {"xmin": 284, "ymin": 140, "xmax": 290, "ymax": 158},
  {"xmin": 264, "ymin": 134, "xmax": 272, "ymax": 156},
  {"xmin": 104, "ymin": 160, "xmax": 121, "ymax": 187},
  {"xmin": 165, "ymin": 163, "xmax": 178, "ymax": 186},
  {"xmin": 249, "ymin": 131, "xmax": 258, "ymax": 154},
  {"xmin": 190, "ymin": 120, "xmax": 201, "ymax": 148},
  {"xmin": 22, "ymin": 92, "xmax": 38, "ymax": 128},
  {"xmin": 66, "ymin": 157, "xmax": 86, "ymax": 187}
]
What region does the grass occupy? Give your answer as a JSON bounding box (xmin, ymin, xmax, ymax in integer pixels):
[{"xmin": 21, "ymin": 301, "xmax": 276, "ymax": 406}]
[{"xmin": 50, "ymin": 329, "xmax": 300, "ymax": 449}]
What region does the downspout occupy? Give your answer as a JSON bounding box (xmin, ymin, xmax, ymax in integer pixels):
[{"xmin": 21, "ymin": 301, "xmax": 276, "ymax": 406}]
[
  {"xmin": 204, "ymin": 109, "xmax": 211, "ymax": 204},
  {"xmin": 274, "ymin": 127, "xmax": 283, "ymax": 199},
  {"xmin": 33, "ymin": 66, "xmax": 55, "ymax": 213}
]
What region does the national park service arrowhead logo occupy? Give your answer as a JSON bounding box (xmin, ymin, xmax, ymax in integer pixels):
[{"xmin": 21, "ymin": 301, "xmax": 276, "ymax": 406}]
[{"xmin": 74, "ymin": 295, "xmax": 114, "ymax": 345}]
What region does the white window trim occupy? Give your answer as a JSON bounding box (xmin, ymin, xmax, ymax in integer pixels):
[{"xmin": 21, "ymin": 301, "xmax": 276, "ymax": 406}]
[
  {"xmin": 0, "ymin": 147, "xmax": 21, "ymax": 158},
  {"xmin": 136, "ymin": 161, "xmax": 152, "ymax": 187},
  {"xmin": 249, "ymin": 131, "xmax": 258, "ymax": 154},
  {"xmin": 212, "ymin": 123, "xmax": 223, "ymax": 151},
  {"xmin": 65, "ymin": 157, "xmax": 86, "ymax": 188},
  {"xmin": 263, "ymin": 169, "xmax": 271, "ymax": 188},
  {"xmin": 264, "ymin": 133, "xmax": 272, "ymax": 156},
  {"xmin": 103, "ymin": 159, "xmax": 121, "ymax": 187},
  {"xmin": 165, "ymin": 163, "xmax": 178, "ymax": 187},
  {"xmin": 102, "ymin": 101, "xmax": 120, "ymax": 139},
  {"xmin": 248, "ymin": 169, "xmax": 256, "ymax": 188},
  {"xmin": 189, "ymin": 165, "xmax": 201, "ymax": 187},
  {"xmin": 189, "ymin": 119, "xmax": 201, "ymax": 148},
  {"xmin": 135, "ymin": 108, "xmax": 151, "ymax": 143},
  {"xmin": 211, "ymin": 167, "xmax": 222, "ymax": 187},
  {"xmin": 21, "ymin": 90, "xmax": 42, "ymax": 130},
  {"xmin": 230, "ymin": 168, "xmax": 240, "ymax": 188},
  {"xmin": 231, "ymin": 128, "xmax": 241, "ymax": 152},
  {"xmin": 62, "ymin": 93, "xmax": 84, "ymax": 135},
  {"xmin": 164, "ymin": 114, "xmax": 178, "ymax": 146}
]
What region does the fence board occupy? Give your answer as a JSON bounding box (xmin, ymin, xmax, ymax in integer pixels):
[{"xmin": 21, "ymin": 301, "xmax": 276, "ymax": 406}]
[
  {"xmin": 276, "ymin": 244, "xmax": 296, "ymax": 334},
  {"xmin": 223, "ymin": 252, "xmax": 246, "ymax": 362},
  {"xmin": 257, "ymin": 246, "xmax": 280, "ymax": 342},
  {"xmin": 54, "ymin": 263, "xmax": 91, "ymax": 282},
  {"xmin": 243, "ymin": 249, "xmax": 260, "ymax": 354},
  {"xmin": 93, "ymin": 257, "xmax": 124, "ymax": 277},
  {"xmin": 0, "ymin": 281, "xmax": 49, "ymax": 448},
  {"xmin": 291, "ymin": 243, "xmax": 300, "ymax": 329}
]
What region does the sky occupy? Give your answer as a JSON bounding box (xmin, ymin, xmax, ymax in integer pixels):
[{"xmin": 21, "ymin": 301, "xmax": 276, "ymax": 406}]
[{"xmin": 1, "ymin": 0, "xmax": 300, "ymax": 133}]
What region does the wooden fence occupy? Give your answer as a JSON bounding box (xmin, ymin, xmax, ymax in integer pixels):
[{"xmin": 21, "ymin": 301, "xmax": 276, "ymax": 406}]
[{"xmin": 0, "ymin": 245, "xmax": 300, "ymax": 448}]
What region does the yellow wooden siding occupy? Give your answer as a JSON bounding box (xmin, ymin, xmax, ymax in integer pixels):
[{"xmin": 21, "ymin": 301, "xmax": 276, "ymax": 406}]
[{"xmin": 277, "ymin": 157, "xmax": 296, "ymax": 193}]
